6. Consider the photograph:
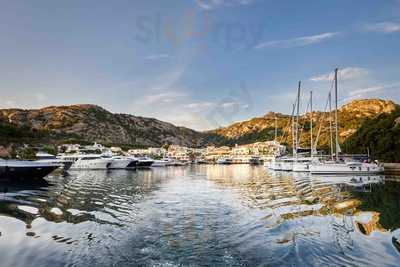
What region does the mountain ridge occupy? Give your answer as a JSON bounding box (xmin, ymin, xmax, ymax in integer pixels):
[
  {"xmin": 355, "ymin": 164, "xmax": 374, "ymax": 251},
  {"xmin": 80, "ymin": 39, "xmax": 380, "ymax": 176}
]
[
  {"xmin": 208, "ymin": 99, "xmax": 398, "ymax": 147},
  {"xmin": 0, "ymin": 99, "xmax": 397, "ymax": 150},
  {"xmin": 0, "ymin": 104, "xmax": 207, "ymax": 147}
]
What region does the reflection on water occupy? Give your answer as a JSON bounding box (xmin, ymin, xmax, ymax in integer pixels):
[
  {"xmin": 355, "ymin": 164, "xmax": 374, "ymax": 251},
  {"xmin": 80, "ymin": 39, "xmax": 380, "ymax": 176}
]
[{"xmin": 0, "ymin": 165, "xmax": 399, "ymax": 266}]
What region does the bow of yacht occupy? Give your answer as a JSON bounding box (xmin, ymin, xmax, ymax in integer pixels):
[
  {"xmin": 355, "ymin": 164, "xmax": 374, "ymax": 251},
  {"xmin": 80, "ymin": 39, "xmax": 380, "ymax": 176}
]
[{"xmin": 58, "ymin": 154, "xmax": 112, "ymax": 170}]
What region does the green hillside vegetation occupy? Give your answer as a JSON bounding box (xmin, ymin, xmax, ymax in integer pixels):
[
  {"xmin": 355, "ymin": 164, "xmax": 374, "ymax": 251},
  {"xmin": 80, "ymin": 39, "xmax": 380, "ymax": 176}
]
[
  {"xmin": 343, "ymin": 107, "xmax": 400, "ymax": 162},
  {"xmin": 0, "ymin": 120, "xmax": 46, "ymax": 145}
]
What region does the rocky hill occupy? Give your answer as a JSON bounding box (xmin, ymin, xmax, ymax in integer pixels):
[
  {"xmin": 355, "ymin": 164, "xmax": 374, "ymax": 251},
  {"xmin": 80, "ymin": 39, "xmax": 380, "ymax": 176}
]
[
  {"xmin": 342, "ymin": 105, "xmax": 400, "ymax": 162},
  {"xmin": 0, "ymin": 104, "xmax": 206, "ymax": 147},
  {"xmin": 0, "ymin": 99, "xmax": 397, "ymax": 150},
  {"xmin": 208, "ymin": 99, "xmax": 398, "ymax": 148}
]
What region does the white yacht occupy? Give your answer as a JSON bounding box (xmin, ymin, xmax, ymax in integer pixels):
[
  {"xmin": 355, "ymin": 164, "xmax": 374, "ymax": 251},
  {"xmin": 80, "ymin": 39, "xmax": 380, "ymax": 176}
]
[
  {"xmin": 167, "ymin": 159, "xmax": 189, "ymax": 166},
  {"xmin": 57, "ymin": 154, "xmax": 112, "ymax": 170},
  {"xmin": 36, "ymin": 152, "xmax": 73, "ymax": 171},
  {"xmin": 107, "ymin": 156, "xmax": 137, "ymax": 169},
  {"xmin": 310, "ymin": 160, "xmax": 384, "ymax": 175},
  {"xmin": 292, "ymin": 157, "xmax": 314, "ymax": 172},
  {"xmin": 195, "ymin": 158, "xmax": 208, "ymax": 164},
  {"xmin": 309, "ymin": 68, "xmax": 384, "ymax": 175},
  {"xmin": 292, "ymin": 90, "xmax": 318, "ymax": 173},
  {"xmin": 216, "ymin": 158, "xmax": 233, "ymax": 164},
  {"xmin": 151, "ymin": 158, "xmax": 173, "ymax": 167},
  {"xmin": 151, "ymin": 160, "xmax": 167, "ymax": 167},
  {"xmin": 268, "ymin": 82, "xmax": 301, "ymax": 172},
  {"xmin": 128, "ymin": 156, "xmax": 154, "ymax": 168},
  {"xmin": 267, "ymin": 157, "xmax": 281, "ymax": 170},
  {"xmin": 278, "ymin": 157, "xmax": 295, "ymax": 171}
]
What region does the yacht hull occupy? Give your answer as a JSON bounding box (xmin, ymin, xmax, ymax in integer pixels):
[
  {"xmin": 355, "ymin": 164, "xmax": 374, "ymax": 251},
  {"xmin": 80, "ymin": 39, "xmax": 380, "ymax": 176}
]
[
  {"xmin": 310, "ymin": 163, "xmax": 384, "ymax": 175},
  {"xmin": 137, "ymin": 161, "xmax": 154, "ymax": 168},
  {"xmin": 70, "ymin": 159, "xmax": 112, "ymax": 170},
  {"xmin": 126, "ymin": 160, "xmax": 138, "ymax": 169},
  {"xmin": 108, "ymin": 159, "xmax": 133, "ymax": 169},
  {"xmin": 0, "ymin": 161, "xmax": 60, "ymax": 181},
  {"xmin": 280, "ymin": 161, "xmax": 293, "ymax": 171},
  {"xmin": 151, "ymin": 161, "xmax": 168, "ymax": 167},
  {"xmin": 37, "ymin": 159, "xmax": 72, "ymax": 171},
  {"xmin": 292, "ymin": 163, "xmax": 311, "ymax": 172}
]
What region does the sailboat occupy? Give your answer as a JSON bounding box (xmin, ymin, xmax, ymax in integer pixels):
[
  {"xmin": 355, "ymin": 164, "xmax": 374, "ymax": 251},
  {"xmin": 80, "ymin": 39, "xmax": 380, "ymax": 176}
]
[
  {"xmin": 310, "ymin": 68, "xmax": 384, "ymax": 175},
  {"xmin": 268, "ymin": 82, "xmax": 301, "ymax": 171},
  {"xmin": 293, "ymin": 90, "xmax": 315, "ymax": 172}
]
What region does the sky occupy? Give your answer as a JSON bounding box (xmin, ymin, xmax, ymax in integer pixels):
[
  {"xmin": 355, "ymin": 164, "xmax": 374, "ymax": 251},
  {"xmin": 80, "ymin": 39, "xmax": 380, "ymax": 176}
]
[{"xmin": 0, "ymin": 0, "xmax": 400, "ymax": 130}]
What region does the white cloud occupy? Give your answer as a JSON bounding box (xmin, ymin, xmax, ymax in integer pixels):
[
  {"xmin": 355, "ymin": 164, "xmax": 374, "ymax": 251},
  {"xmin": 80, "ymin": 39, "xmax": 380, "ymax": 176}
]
[
  {"xmin": 364, "ymin": 22, "xmax": 400, "ymax": 33},
  {"xmin": 348, "ymin": 82, "xmax": 400, "ymax": 97},
  {"xmin": 138, "ymin": 68, "xmax": 185, "ymax": 92},
  {"xmin": 348, "ymin": 85, "xmax": 385, "ymax": 96},
  {"xmin": 195, "ymin": 0, "xmax": 255, "ymax": 10},
  {"xmin": 143, "ymin": 91, "xmax": 186, "ymax": 104},
  {"xmin": 221, "ymin": 101, "xmax": 238, "ymax": 108},
  {"xmin": 310, "ymin": 67, "xmax": 369, "ymax": 82},
  {"xmin": 145, "ymin": 54, "xmax": 171, "ymax": 60},
  {"xmin": 184, "ymin": 101, "xmax": 216, "ymax": 110},
  {"xmin": 254, "ymin": 32, "xmax": 339, "ymax": 49}
]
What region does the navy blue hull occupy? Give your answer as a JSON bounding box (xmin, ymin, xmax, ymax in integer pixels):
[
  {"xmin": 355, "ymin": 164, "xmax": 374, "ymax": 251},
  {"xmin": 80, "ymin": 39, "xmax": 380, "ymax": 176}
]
[
  {"xmin": 126, "ymin": 160, "xmax": 138, "ymax": 168},
  {"xmin": 137, "ymin": 161, "xmax": 153, "ymax": 168},
  {"xmin": 0, "ymin": 165, "xmax": 59, "ymax": 181}
]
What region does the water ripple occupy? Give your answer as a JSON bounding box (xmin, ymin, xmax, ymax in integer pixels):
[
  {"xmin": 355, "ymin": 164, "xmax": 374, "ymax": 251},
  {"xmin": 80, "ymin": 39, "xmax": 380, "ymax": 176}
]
[{"xmin": 0, "ymin": 166, "xmax": 399, "ymax": 266}]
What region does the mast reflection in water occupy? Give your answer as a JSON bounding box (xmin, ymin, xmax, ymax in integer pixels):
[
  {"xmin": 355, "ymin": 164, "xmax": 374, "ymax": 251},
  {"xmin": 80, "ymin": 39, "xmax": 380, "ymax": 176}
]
[{"xmin": 0, "ymin": 165, "xmax": 399, "ymax": 266}]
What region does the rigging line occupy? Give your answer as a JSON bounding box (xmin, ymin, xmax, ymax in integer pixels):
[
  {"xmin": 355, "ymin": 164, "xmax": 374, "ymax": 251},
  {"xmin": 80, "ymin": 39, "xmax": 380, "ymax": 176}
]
[
  {"xmin": 297, "ymin": 95, "xmax": 311, "ymax": 148},
  {"xmin": 312, "ymin": 71, "xmax": 336, "ymax": 152},
  {"xmin": 313, "ymin": 90, "xmax": 331, "ymax": 152},
  {"xmin": 279, "ymin": 98, "xmax": 297, "ymax": 144},
  {"xmin": 280, "ymin": 107, "xmax": 295, "ymax": 145}
]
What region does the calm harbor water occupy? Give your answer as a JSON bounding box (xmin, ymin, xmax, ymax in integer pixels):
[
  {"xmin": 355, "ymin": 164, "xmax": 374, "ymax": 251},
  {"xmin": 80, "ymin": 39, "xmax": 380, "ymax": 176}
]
[{"xmin": 0, "ymin": 165, "xmax": 400, "ymax": 267}]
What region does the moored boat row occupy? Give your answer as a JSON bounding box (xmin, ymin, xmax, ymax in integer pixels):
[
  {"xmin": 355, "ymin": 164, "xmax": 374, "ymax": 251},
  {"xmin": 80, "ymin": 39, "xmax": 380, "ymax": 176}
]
[
  {"xmin": 0, "ymin": 151, "xmax": 197, "ymax": 182},
  {"xmin": 265, "ymin": 68, "xmax": 385, "ymax": 175}
]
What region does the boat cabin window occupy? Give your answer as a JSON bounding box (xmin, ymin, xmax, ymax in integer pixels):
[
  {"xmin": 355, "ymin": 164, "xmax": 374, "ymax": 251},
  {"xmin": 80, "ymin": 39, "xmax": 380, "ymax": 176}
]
[
  {"xmin": 38, "ymin": 156, "xmax": 56, "ymax": 160},
  {"xmin": 81, "ymin": 157, "xmax": 100, "ymax": 160}
]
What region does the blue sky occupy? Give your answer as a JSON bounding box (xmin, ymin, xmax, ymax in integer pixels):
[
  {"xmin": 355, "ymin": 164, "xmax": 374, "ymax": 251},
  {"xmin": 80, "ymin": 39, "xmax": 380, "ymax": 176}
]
[{"xmin": 1, "ymin": 0, "xmax": 400, "ymax": 130}]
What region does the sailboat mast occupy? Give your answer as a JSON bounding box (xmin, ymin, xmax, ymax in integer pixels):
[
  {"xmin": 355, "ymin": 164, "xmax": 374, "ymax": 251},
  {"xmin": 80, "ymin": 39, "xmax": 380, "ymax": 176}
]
[
  {"xmin": 329, "ymin": 92, "xmax": 334, "ymax": 160},
  {"xmin": 334, "ymin": 68, "xmax": 339, "ymax": 161},
  {"xmin": 292, "ymin": 103, "xmax": 296, "ymax": 156},
  {"xmin": 295, "ymin": 81, "xmax": 301, "ymax": 158},
  {"xmin": 274, "ymin": 116, "xmax": 278, "ymax": 141},
  {"xmin": 310, "ymin": 91, "xmax": 313, "ymax": 158}
]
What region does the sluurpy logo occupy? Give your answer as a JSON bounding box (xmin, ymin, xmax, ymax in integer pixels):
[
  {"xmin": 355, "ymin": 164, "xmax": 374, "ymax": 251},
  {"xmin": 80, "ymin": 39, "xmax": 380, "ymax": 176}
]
[{"xmin": 134, "ymin": 7, "xmax": 264, "ymax": 51}]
